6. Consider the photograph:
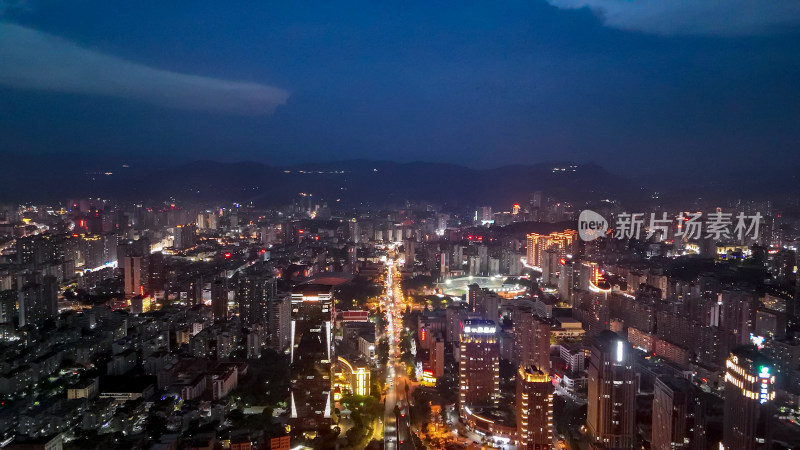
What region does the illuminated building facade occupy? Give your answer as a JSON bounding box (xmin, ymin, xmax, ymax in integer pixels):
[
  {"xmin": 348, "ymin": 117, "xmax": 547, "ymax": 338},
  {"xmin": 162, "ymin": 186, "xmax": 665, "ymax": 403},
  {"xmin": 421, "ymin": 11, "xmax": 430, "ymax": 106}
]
[
  {"xmin": 289, "ymin": 284, "xmax": 334, "ymax": 432},
  {"xmin": 459, "ymin": 319, "xmax": 499, "ymax": 414},
  {"xmin": 722, "ymin": 346, "xmax": 775, "ymax": 450},
  {"xmin": 526, "ymin": 230, "xmax": 577, "ymax": 269},
  {"xmin": 586, "ymin": 331, "xmax": 636, "ymax": 449},
  {"xmin": 516, "ymin": 365, "xmax": 554, "ymax": 449},
  {"xmin": 335, "ymin": 356, "xmax": 370, "ymax": 397}
]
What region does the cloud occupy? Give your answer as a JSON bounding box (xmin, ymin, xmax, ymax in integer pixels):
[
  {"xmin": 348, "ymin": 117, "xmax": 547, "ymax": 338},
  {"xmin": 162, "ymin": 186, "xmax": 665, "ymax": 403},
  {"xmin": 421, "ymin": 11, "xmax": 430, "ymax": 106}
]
[
  {"xmin": 0, "ymin": 22, "xmax": 289, "ymax": 114},
  {"xmin": 545, "ymin": 0, "xmax": 800, "ymax": 36}
]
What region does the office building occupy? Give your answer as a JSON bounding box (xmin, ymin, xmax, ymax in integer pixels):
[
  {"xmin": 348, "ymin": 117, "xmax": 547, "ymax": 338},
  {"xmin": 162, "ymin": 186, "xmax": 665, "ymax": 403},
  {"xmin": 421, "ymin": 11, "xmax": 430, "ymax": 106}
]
[
  {"xmin": 289, "ymin": 284, "xmax": 334, "ymax": 432},
  {"xmin": 459, "ymin": 319, "xmax": 499, "ymax": 412},
  {"xmin": 722, "ymin": 346, "xmax": 775, "ymax": 450}
]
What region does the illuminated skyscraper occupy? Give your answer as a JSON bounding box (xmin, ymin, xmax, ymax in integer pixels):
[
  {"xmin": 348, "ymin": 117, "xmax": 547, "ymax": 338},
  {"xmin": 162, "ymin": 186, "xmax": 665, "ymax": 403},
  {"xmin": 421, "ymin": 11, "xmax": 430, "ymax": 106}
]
[
  {"xmin": 526, "ymin": 230, "xmax": 577, "ymax": 269},
  {"xmin": 586, "ymin": 331, "xmax": 636, "ymax": 449},
  {"xmin": 516, "ymin": 365, "xmax": 554, "ymax": 449},
  {"xmin": 722, "ymin": 346, "xmax": 775, "ymax": 450},
  {"xmin": 459, "ymin": 319, "xmax": 499, "ymax": 414},
  {"xmin": 289, "ymin": 284, "xmax": 334, "ymax": 432}
]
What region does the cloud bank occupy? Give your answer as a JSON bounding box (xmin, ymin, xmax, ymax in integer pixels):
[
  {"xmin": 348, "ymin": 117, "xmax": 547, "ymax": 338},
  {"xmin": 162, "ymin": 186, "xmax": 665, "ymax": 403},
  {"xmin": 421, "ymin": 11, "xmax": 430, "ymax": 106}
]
[
  {"xmin": 0, "ymin": 22, "xmax": 289, "ymax": 114},
  {"xmin": 546, "ymin": 0, "xmax": 800, "ymax": 36}
]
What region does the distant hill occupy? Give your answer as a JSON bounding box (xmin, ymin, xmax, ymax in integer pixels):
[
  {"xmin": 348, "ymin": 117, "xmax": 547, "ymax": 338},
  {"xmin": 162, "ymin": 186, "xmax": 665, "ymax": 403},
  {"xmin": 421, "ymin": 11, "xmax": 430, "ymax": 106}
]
[
  {"xmin": 4, "ymin": 156, "xmax": 797, "ymax": 209},
  {"xmin": 0, "ymin": 157, "xmax": 643, "ymax": 207}
]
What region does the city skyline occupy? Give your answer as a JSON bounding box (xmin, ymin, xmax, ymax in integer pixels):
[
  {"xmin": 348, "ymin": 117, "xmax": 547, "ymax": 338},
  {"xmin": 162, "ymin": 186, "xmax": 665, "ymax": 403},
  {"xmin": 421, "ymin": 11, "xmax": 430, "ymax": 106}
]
[{"xmin": 1, "ymin": 2, "xmax": 800, "ymax": 449}]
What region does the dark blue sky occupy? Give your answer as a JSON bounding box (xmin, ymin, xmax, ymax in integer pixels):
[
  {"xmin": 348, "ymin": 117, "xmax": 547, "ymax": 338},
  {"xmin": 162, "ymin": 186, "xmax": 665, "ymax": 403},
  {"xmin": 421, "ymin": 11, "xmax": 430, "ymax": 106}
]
[{"xmin": 1, "ymin": 1, "xmax": 799, "ymax": 176}]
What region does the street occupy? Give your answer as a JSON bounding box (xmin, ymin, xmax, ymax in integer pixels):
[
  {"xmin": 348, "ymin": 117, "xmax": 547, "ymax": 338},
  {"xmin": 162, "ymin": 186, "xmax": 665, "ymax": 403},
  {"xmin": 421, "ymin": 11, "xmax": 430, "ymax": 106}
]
[{"xmin": 381, "ymin": 261, "xmax": 414, "ymax": 450}]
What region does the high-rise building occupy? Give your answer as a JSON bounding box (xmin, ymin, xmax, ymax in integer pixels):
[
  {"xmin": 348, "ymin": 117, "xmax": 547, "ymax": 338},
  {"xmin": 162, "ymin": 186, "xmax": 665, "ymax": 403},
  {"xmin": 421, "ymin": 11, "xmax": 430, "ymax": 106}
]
[
  {"xmin": 119, "ymin": 237, "xmax": 150, "ymax": 296},
  {"xmin": 347, "ymin": 219, "xmax": 360, "ymax": 244},
  {"xmin": 719, "ymin": 288, "xmax": 758, "ymax": 346},
  {"xmin": 526, "ymin": 230, "xmax": 577, "ymax": 269},
  {"xmin": 174, "ymin": 223, "xmax": 197, "ymax": 250},
  {"xmin": 404, "ymin": 238, "xmax": 416, "ymax": 266},
  {"xmin": 459, "ymin": 319, "xmax": 499, "ymax": 413},
  {"xmin": 586, "ymin": 330, "xmax": 636, "ymax": 449},
  {"xmin": 269, "ymin": 293, "xmax": 291, "ymax": 353},
  {"xmin": 18, "ymin": 276, "xmax": 58, "ymax": 330},
  {"xmin": 16, "ymin": 234, "xmax": 63, "ymax": 266},
  {"xmin": 477, "ymin": 245, "xmax": 489, "ymax": 275},
  {"xmin": 0, "ymin": 290, "xmax": 16, "ymax": 340},
  {"xmin": 446, "ymin": 306, "xmax": 469, "ymax": 344},
  {"xmin": 473, "ymin": 287, "xmax": 501, "ymax": 324},
  {"xmin": 531, "ymin": 191, "xmax": 543, "ymax": 209},
  {"xmin": 513, "ymin": 309, "xmax": 551, "ymax": 372},
  {"xmin": 211, "ymin": 278, "xmax": 228, "ymax": 322},
  {"xmin": 652, "ymin": 376, "xmax": 706, "ymax": 450},
  {"xmin": 516, "ymin": 365, "xmax": 554, "ymax": 449},
  {"xmin": 289, "ymin": 284, "xmax": 334, "ymax": 432},
  {"xmin": 121, "ymin": 256, "xmax": 143, "ymax": 298},
  {"xmin": 467, "ymin": 284, "xmax": 480, "ymax": 312},
  {"xmin": 477, "ymin": 206, "xmax": 493, "ymax": 224},
  {"xmin": 147, "ymin": 251, "xmax": 165, "ymax": 293},
  {"xmin": 430, "ymin": 336, "xmax": 445, "ymax": 378},
  {"xmin": 237, "ymin": 274, "xmax": 276, "ymax": 327},
  {"xmin": 722, "ymin": 346, "xmax": 775, "ymax": 450}
]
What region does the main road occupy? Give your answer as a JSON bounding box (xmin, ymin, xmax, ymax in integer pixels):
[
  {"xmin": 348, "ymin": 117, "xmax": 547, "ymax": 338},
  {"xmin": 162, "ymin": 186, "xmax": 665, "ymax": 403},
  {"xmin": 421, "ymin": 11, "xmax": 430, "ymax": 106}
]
[{"xmin": 382, "ymin": 261, "xmax": 414, "ymax": 450}]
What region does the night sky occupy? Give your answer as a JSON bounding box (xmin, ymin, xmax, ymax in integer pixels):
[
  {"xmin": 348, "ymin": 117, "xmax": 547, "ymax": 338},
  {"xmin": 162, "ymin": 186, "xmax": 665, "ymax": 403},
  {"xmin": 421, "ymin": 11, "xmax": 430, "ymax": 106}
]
[{"xmin": 1, "ymin": 1, "xmax": 799, "ymax": 176}]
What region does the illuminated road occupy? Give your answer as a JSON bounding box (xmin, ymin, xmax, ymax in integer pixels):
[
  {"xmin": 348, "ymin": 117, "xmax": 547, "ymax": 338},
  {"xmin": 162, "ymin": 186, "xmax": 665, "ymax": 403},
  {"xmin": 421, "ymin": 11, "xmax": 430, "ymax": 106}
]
[{"xmin": 382, "ymin": 261, "xmax": 413, "ymax": 450}]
